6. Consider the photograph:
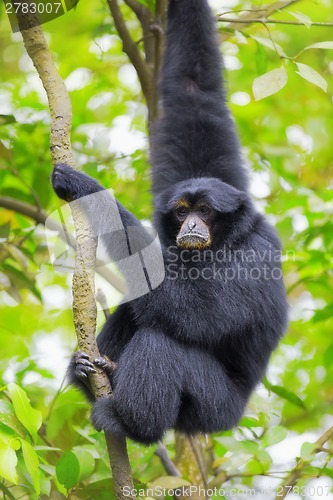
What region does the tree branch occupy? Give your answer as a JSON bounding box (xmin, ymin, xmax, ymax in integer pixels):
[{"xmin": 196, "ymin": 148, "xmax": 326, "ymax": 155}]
[
  {"xmin": 123, "ymin": 0, "xmax": 148, "ymax": 20},
  {"xmin": 16, "ymin": 11, "xmax": 133, "ymax": 499},
  {"xmin": 150, "ymin": 0, "xmax": 167, "ymax": 123},
  {"xmin": 123, "ymin": 0, "xmax": 155, "ymax": 68},
  {"xmin": 275, "ymin": 426, "xmax": 333, "ymax": 499},
  {"xmin": 0, "ymin": 196, "xmax": 48, "ymax": 226},
  {"xmin": 219, "ymin": 0, "xmax": 302, "ymax": 40},
  {"xmin": 106, "ymin": 0, "xmax": 154, "ymax": 116},
  {"xmin": 175, "ymin": 434, "xmax": 209, "ymax": 500},
  {"xmin": 0, "ymin": 196, "xmax": 126, "ymax": 294},
  {"xmin": 155, "ymin": 442, "xmax": 181, "ymax": 477},
  {"xmin": 218, "ymin": 17, "xmax": 333, "ymax": 28},
  {"xmin": 96, "ymin": 288, "xmax": 111, "ymax": 319}
]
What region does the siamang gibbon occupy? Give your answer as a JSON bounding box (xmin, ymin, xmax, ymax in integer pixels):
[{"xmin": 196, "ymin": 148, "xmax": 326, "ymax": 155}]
[{"xmin": 51, "ymin": 0, "xmax": 288, "ymax": 444}]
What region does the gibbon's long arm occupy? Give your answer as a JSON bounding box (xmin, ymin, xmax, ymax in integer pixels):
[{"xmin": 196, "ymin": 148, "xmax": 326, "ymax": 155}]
[{"xmin": 151, "ymin": 0, "xmax": 248, "ymax": 197}]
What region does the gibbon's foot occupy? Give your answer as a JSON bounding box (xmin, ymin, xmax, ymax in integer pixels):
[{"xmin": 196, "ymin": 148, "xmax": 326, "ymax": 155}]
[
  {"xmin": 73, "ymin": 352, "xmax": 117, "ymax": 380},
  {"xmin": 73, "ymin": 351, "xmax": 96, "ymax": 379},
  {"xmin": 91, "ymin": 397, "xmax": 127, "ymax": 436},
  {"xmin": 94, "ymin": 356, "xmax": 118, "ymax": 376},
  {"xmin": 51, "ymin": 163, "xmax": 79, "ymax": 202},
  {"xmin": 51, "ymin": 163, "xmax": 102, "ymax": 202}
]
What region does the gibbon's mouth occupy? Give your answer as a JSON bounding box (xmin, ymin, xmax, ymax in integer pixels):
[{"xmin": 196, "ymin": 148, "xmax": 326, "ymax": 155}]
[{"xmin": 176, "ymin": 232, "xmax": 211, "ymax": 249}]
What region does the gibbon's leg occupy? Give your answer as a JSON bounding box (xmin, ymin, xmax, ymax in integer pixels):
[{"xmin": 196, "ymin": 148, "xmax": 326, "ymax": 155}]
[
  {"xmin": 176, "ymin": 347, "xmax": 250, "ymax": 434},
  {"xmin": 91, "ymin": 329, "xmax": 185, "ymax": 444}
]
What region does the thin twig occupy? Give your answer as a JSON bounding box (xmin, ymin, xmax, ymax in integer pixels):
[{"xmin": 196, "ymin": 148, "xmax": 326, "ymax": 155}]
[
  {"xmin": 106, "ymin": 0, "xmax": 154, "ymax": 112},
  {"xmin": 124, "ymin": 0, "xmax": 155, "ymax": 70},
  {"xmin": 96, "ymin": 288, "xmax": 111, "ymax": 319},
  {"xmin": 0, "ymin": 196, "xmax": 48, "ymax": 225},
  {"xmin": 276, "ymin": 426, "xmax": 333, "ymax": 499},
  {"xmin": 151, "ymin": 0, "xmax": 166, "ymax": 123},
  {"xmin": 218, "ymin": 17, "xmax": 333, "ymax": 27},
  {"xmin": 0, "ymin": 196, "xmax": 126, "ymax": 294},
  {"xmin": 155, "ymin": 442, "xmax": 181, "ymax": 477},
  {"xmin": 123, "ymin": 0, "xmax": 149, "ymax": 20},
  {"xmin": 219, "ymin": 0, "xmax": 302, "ymax": 41}
]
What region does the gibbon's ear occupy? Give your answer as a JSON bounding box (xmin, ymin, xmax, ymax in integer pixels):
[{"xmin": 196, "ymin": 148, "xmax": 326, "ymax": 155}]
[{"xmin": 207, "ymin": 183, "xmax": 248, "ymax": 214}]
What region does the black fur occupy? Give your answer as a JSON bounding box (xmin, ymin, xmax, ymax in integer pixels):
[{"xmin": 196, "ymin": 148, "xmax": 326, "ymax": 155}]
[
  {"xmin": 151, "ymin": 0, "xmax": 248, "ymax": 196},
  {"xmin": 51, "ymin": 0, "xmax": 288, "ymax": 445}
]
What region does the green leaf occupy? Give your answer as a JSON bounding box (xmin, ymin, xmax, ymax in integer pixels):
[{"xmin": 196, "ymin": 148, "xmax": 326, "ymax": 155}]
[
  {"xmin": 6, "ymin": 244, "xmax": 28, "ymax": 270},
  {"xmin": 239, "ymin": 416, "xmax": 262, "ymax": 428},
  {"xmin": 234, "ymin": 30, "xmax": 248, "ymax": 45},
  {"xmin": 321, "ymin": 467, "xmax": 333, "ymax": 480},
  {"xmin": 83, "ymin": 479, "xmax": 116, "ymax": 499},
  {"xmin": 2, "ymin": 264, "xmax": 42, "ymax": 301},
  {"xmin": 255, "ymin": 42, "xmax": 268, "ymax": 76},
  {"xmin": 300, "ymin": 441, "xmax": 316, "ymax": 460},
  {"xmin": 0, "ymin": 443, "xmax": 18, "ymax": 484},
  {"xmin": 0, "ymin": 272, "xmax": 10, "ymax": 291},
  {"xmin": 148, "ymin": 476, "xmax": 191, "ymax": 490},
  {"xmin": 38, "ymin": 471, "xmax": 52, "ymax": 496},
  {"xmin": 0, "ymin": 427, "xmax": 21, "ymax": 450},
  {"xmin": 305, "ymin": 41, "xmax": 333, "ymax": 50},
  {"xmin": 21, "ymin": 440, "xmax": 40, "ymax": 494},
  {"xmin": 7, "ymin": 383, "xmax": 42, "ymax": 436},
  {"xmin": 215, "ymin": 437, "xmax": 258, "ymax": 454},
  {"xmin": 253, "ymin": 66, "xmax": 288, "ymax": 100},
  {"xmin": 262, "ymin": 425, "xmax": 287, "ymax": 447},
  {"xmin": 0, "ymin": 115, "xmax": 16, "ymax": 126},
  {"xmin": 287, "ymin": 11, "xmax": 312, "ymax": 28},
  {"xmin": 324, "ymin": 343, "xmax": 333, "ymax": 368},
  {"xmin": 255, "ymin": 449, "xmax": 272, "ymax": 470},
  {"xmin": 0, "ymin": 222, "xmax": 11, "ymax": 239},
  {"xmin": 264, "ymin": 381, "xmax": 306, "ymax": 408},
  {"xmin": 56, "ymin": 451, "xmax": 80, "ymax": 490},
  {"xmin": 251, "ymin": 36, "xmax": 286, "ymax": 57},
  {"xmin": 313, "ymin": 303, "xmax": 333, "ymax": 322},
  {"xmin": 35, "ymin": 446, "xmax": 61, "ymax": 451},
  {"xmin": 296, "ymin": 63, "xmax": 327, "ymax": 92},
  {"xmin": 0, "ymin": 422, "xmax": 17, "ymax": 443},
  {"xmin": 73, "ymin": 448, "xmax": 95, "ymax": 481},
  {"xmin": 245, "ymin": 457, "xmax": 265, "ymax": 474},
  {"xmin": 0, "ymin": 401, "xmax": 26, "ymax": 435},
  {"xmin": 246, "ymin": 449, "xmax": 272, "ymax": 473},
  {"xmin": 303, "ymin": 465, "xmax": 322, "ymax": 476}
]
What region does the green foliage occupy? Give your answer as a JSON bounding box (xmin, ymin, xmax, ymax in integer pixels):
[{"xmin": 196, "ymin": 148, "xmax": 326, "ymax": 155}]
[
  {"xmin": 252, "ymin": 66, "xmax": 288, "ymax": 100},
  {"xmin": 0, "ymin": 0, "xmax": 333, "ymax": 497},
  {"xmin": 7, "ymin": 383, "xmax": 42, "ymax": 435}
]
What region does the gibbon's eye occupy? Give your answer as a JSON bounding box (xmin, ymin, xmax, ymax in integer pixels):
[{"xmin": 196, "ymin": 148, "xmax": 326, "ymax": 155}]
[
  {"xmin": 176, "ymin": 206, "xmax": 189, "ymax": 218},
  {"xmin": 199, "ymin": 205, "xmax": 211, "ymax": 216}
]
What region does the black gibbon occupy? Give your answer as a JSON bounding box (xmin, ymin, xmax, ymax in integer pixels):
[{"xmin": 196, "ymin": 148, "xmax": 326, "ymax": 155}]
[{"xmin": 52, "ymin": 0, "xmax": 288, "ymax": 444}]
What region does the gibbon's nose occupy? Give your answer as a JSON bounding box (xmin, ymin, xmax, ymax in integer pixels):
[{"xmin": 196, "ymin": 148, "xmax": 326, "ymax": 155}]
[{"xmin": 188, "ymin": 220, "xmax": 196, "ymax": 231}]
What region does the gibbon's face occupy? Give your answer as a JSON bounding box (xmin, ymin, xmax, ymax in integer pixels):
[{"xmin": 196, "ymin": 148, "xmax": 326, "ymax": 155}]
[
  {"xmin": 173, "ymin": 197, "xmax": 215, "ymax": 250},
  {"xmin": 160, "ymin": 177, "xmax": 246, "ymax": 250}
]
